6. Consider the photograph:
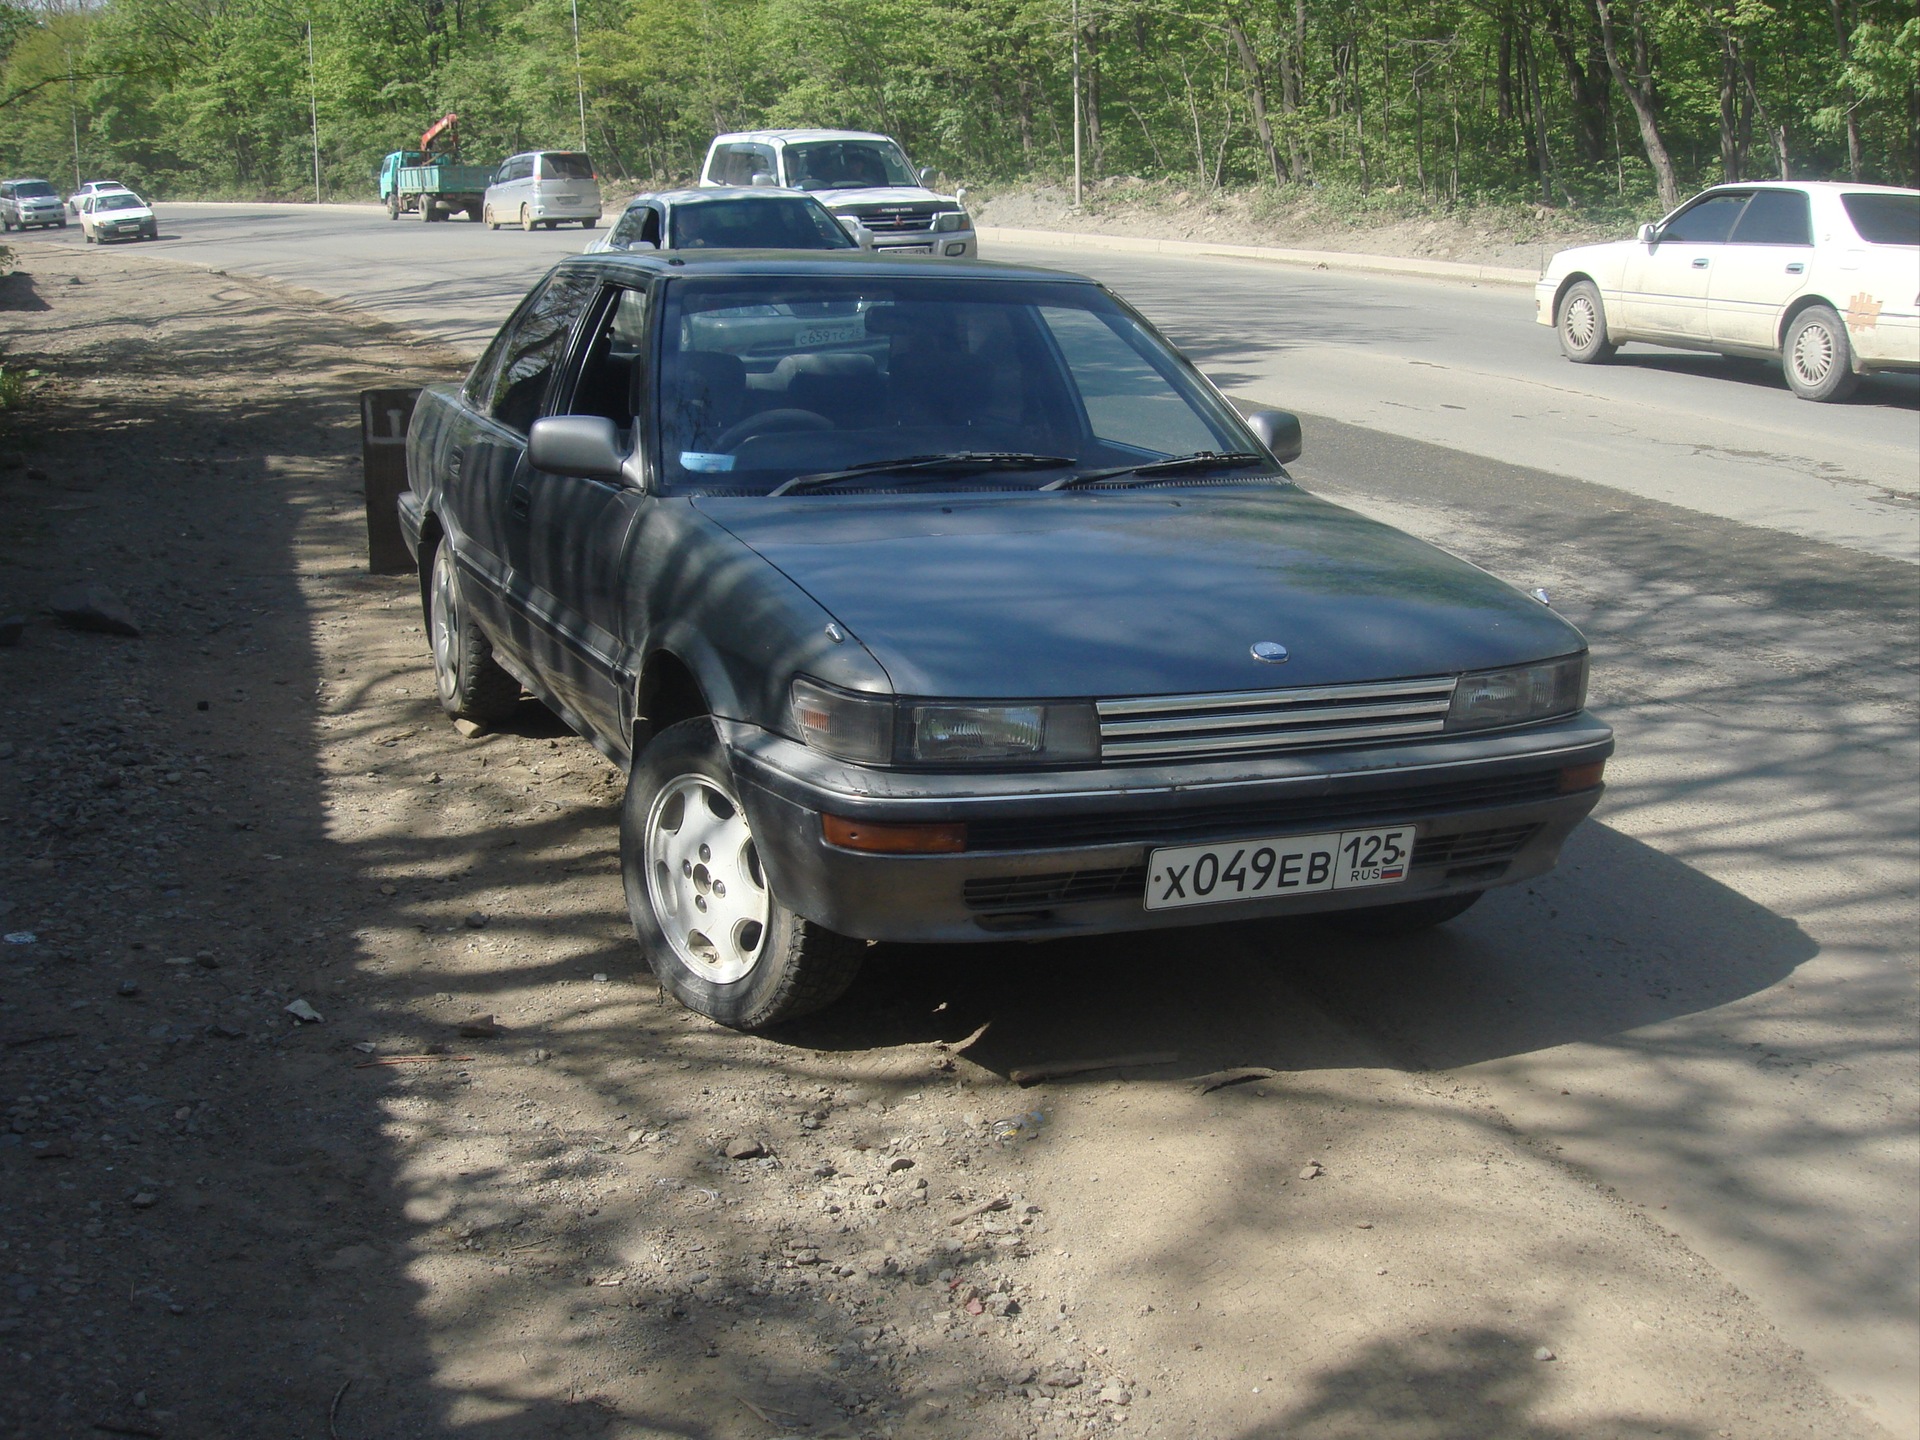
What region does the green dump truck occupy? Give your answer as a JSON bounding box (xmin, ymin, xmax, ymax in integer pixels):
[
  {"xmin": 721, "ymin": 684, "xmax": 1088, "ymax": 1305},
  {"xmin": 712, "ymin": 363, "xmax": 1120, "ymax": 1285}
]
[{"xmin": 377, "ymin": 114, "xmax": 493, "ymax": 223}]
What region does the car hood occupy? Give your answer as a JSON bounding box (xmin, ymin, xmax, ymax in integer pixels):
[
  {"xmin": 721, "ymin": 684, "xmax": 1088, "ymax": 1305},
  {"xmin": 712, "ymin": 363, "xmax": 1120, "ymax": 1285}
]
[
  {"xmin": 693, "ymin": 488, "xmax": 1584, "ymax": 699},
  {"xmin": 808, "ymin": 186, "xmax": 953, "ymax": 211},
  {"xmin": 1544, "ymin": 237, "xmax": 1634, "ymax": 278}
]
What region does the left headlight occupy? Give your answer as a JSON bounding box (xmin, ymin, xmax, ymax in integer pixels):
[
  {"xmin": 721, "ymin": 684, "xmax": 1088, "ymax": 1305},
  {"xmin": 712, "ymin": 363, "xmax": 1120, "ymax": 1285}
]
[
  {"xmin": 791, "ymin": 678, "xmax": 1099, "ymax": 766},
  {"xmin": 1447, "ymin": 654, "xmax": 1587, "ymax": 732},
  {"xmin": 932, "ymin": 210, "xmax": 972, "ymax": 233}
]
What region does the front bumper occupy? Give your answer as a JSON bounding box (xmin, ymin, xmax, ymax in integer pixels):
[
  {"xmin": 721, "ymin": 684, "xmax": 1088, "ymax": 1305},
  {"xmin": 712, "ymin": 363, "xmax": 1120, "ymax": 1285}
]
[
  {"xmin": 724, "ymin": 711, "xmax": 1613, "ymax": 943},
  {"xmin": 873, "ymin": 231, "xmax": 977, "ymax": 259},
  {"xmin": 21, "ymin": 208, "xmax": 64, "ymax": 228},
  {"xmin": 1533, "ymin": 279, "xmax": 1559, "ymax": 326}
]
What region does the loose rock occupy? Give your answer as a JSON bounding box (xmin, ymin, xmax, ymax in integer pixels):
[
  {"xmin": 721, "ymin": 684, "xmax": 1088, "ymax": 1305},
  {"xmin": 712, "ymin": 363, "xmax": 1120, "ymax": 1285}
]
[{"xmin": 46, "ymin": 582, "xmax": 141, "ymax": 637}]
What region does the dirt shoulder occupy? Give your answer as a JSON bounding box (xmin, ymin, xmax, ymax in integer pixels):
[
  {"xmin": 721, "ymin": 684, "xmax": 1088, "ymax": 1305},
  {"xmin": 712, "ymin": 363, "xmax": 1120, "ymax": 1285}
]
[
  {"xmin": 0, "ymin": 250, "xmax": 1887, "ymax": 1440},
  {"xmin": 971, "ymin": 179, "xmax": 1624, "ymax": 273}
]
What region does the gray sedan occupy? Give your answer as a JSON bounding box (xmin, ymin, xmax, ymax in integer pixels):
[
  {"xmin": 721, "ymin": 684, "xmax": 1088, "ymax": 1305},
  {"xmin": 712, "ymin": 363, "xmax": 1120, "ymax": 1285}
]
[
  {"xmin": 589, "ymin": 187, "xmax": 866, "ymax": 254},
  {"xmin": 400, "ymin": 252, "xmax": 1612, "ymax": 1029}
]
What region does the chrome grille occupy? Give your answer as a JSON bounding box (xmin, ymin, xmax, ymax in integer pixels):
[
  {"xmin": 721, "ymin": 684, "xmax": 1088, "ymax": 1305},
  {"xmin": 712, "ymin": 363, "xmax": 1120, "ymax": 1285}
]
[
  {"xmin": 1097, "ymin": 677, "xmax": 1457, "ymax": 763},
  {"xmin": 848, "ymin": 209, "xmax": 936, "ymax": 233}
]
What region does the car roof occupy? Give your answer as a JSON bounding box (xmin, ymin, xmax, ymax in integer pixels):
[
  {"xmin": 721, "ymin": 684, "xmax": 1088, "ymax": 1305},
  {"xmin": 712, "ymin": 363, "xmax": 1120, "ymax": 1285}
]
[
  {"xmin": 1695, "ymin": 180, "xmax": 1920, "ymax": 197},
  {"xmin": 712, "ymin": 130, "xmax": 894, "ymax": 147},
  {"xmin": 562, "ymin": 251, "xmax": 1088, "ymax": 285},
  {"xmin": 623, "ymin": 187, "xmax": 821, "ymax": 208}
]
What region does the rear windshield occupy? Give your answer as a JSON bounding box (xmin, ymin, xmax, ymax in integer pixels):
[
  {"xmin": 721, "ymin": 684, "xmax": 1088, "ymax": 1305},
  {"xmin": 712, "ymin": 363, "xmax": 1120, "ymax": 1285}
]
[
  {"xmin": 14, "ymin": 181, "xmax": 56, "ymax": 198},
  {"xmin": 96, "ymin": 194, "xmax": 143, "ymax": 211},
  {"xmin": 539, "ymin": 153, "xmax": 595, "ymax": 181},
  {"xmin": 669, "ymin": 198, "xmax": 855, "ymax": 251},
  {"xmin": 1840, "ymin": 193, "xmax": 1919, "ymax": 246}
]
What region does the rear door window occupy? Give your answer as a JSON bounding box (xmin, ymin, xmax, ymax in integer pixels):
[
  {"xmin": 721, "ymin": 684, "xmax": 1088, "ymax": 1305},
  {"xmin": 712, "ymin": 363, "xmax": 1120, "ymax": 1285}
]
[
  {"xmin": 486, "ymin": 270, "xmax": 601, "ymax": 432},
  {"xmin": 1729, "ymin": 189, "xmax": 1811, "ymax": 245}
]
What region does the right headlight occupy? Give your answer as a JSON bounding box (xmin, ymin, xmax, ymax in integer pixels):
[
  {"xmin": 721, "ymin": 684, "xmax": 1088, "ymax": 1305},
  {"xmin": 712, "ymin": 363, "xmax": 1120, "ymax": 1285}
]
[
  {"xmin": 932, "ymin": 210, "xmax": 972, "ymax": 233},
  {"xmin": 1447, "ymin": 654, "xmax": 1587, "ymax": 732},
  {"xmin": 790, "ymin": 678, "xmax": 1099, "ymax": 766}
]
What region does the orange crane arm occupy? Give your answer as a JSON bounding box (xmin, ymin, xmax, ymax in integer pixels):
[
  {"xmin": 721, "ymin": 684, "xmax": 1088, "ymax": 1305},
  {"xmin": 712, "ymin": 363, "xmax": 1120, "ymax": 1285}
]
[{"xmin": 420, "ymin": 113, "xmax": 460, "ymax": 154}]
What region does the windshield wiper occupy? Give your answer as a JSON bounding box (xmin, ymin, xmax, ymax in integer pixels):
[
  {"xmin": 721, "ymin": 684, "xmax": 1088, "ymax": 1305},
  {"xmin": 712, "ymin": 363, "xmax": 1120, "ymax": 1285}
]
[
  {"xmin": 770, "ymin": 452, "xmax": 1075, "ymax": 497},
  {"xmin": 1040, "ymin": 451, "xmax": 1275, "ymax": 492}
]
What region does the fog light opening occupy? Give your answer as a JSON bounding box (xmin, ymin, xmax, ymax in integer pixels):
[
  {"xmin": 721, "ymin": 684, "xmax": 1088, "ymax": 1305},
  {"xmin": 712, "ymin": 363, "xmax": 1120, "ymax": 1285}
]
[
  {"xmin": 822, "ymin": 814, "xmax": 967, "ymax": 854},
  {"xmin": 1558, "ymin": 760, "xmax": 1607, "ymax": 793}
]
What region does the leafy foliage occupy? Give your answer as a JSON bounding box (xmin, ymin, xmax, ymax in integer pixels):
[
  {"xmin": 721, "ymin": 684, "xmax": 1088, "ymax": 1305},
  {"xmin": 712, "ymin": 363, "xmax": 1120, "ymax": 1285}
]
[{"xmin": 1, "ymin": 0, "xmax": 1913, "ymax": 207}]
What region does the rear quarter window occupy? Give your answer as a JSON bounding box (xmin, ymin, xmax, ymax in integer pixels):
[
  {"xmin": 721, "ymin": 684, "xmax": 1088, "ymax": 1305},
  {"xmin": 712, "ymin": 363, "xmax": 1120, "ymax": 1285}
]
[
  {"xmin": 1840, "ymin": 193, "xmax": 1920, "ymax": 246},
  {"xmin": 540, "ymin": 153, "xmax": 595, "ymax": 181}
]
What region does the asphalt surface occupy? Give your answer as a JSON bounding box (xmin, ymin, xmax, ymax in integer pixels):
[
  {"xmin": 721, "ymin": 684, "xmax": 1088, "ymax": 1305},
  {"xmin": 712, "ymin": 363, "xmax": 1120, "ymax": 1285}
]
[{"xmin": 9, "ymin": 202, "xmax": 1916, "ymax": 1435}]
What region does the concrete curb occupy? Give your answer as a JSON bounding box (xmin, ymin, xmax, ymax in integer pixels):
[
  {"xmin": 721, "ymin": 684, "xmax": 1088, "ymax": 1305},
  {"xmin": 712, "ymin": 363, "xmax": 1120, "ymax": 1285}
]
[{"xmin": 977, "ymin": 225, "xmax": 1540, "ymax": 288}]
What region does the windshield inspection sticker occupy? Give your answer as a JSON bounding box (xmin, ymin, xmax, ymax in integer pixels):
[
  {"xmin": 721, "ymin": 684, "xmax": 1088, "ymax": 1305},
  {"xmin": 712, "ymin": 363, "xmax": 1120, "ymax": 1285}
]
[{"xmin": 679, "ymin": 452, "xmax": 735, "ymax": 472}]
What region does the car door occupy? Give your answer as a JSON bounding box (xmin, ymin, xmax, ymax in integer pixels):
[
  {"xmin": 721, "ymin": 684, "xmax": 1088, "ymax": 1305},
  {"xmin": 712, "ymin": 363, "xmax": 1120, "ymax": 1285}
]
[
  {"xmin": 511, "ymin": 282, "xmax": 654, "ymax": 746},
  {"xmin": 1707, "ymin": 188, "xmax": 1814, "ymax": 350},
  {"xmin": 454, "ymin": 269, "xmax": 602, "ymax": 669},
  {"xmin": 1619, "ymin": 190, "xmax": 1751, "ymax": 341}
]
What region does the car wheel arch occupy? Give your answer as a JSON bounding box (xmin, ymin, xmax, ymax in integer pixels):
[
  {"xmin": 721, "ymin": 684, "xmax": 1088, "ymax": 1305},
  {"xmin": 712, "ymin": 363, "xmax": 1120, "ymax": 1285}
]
[
  {"xmin": 632, "ymin": 650, "xmax": 713, "ymax": 757},
  {"xmin": 1775, "ymin": 294, "xmax": 1846, "ymax": 358},
  {"xmin": 1553, "ymin": 271, "xmax": 1603, "ymax": 318},
  {"xmin": 415, "ymin": 511, "xmax": 446, "ymax": 617}
]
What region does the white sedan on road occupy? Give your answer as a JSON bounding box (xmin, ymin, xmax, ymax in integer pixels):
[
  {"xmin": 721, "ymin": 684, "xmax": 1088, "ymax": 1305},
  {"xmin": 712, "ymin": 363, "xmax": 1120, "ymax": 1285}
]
[
  {"xmin": 1537, "ymin": 181, "xmax": 1918, "ymax": 400},
  {"xmin": 78, "ymin": 189, "xmax": 157, "ymax": 244}
]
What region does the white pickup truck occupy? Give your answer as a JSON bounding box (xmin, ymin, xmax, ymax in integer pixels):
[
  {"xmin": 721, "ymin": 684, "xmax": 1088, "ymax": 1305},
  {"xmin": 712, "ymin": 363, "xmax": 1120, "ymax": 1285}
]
[
  {"xmin": 1536, "ymin": 180, "xmax": 1918, "ymax": 401},
  {"xmin": 700, "ymin": 130, "xmax": 976, "ymax": 259}
]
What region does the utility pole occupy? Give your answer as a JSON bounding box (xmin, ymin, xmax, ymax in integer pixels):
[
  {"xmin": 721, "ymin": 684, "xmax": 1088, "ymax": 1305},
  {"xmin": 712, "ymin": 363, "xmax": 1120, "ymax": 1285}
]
[
  {"xmin": 1070, "ymin": 0, "xmax": 1082, "ymax": 207},
  {"xmin": 571, "ymin": 0, "xmax": 587, "ymax": 154},
  {"xmin": 307, "ymin": 22, "xmax": 322, "ymax": 202},
  {"xmin": 64, "ymin": 51, "xmax": 82, "ymax": 190}
]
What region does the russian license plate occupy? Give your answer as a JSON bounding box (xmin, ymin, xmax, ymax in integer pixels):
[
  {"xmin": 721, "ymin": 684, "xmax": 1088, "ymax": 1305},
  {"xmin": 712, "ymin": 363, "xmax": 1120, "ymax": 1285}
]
[
  {"xmin": 1144, "ymin": 827, "xmax": 1414, "ymax": 911},
  {"xmin": 888, "ymin": 244, "xmax": 934, "ymax": 254},
  {"xmin": 796, "ymin": 324, "xmax": 860, "ymax": 346}
]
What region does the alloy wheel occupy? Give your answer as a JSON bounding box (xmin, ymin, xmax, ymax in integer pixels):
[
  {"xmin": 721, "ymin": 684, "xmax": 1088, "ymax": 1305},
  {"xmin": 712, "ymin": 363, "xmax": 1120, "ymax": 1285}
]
[{"xmin": 643, "ymin": 776, "xmax": 770, "ymax": 985}]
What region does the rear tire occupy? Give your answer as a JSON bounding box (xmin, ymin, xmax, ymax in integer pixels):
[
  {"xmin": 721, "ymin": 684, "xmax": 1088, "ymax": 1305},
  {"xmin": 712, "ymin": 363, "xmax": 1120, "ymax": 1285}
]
[
  {"xmin": 1556, "ymin": 279, "xmax": 1616, "ymax": 364},
  {"xmin": 622, "ymin": 719, "xmax": 865, "ymax": 1030},
  {"xmin": 1327, "ymin": 891, "xmax": 1484, "ymax": 935},
  {"xmin": 1782, "ymin": 305, "xmax": 1858, "ymax": 402},
  {"xmin": 427, "ymin": 541, "xmax": 521, "ymax": 724}
]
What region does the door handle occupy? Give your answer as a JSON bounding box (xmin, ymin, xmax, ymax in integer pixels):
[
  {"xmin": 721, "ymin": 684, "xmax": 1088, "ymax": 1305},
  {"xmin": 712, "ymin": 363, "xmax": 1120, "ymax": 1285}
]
[
  {"xmin": 508, "ymin": 485, "xmax": 531, "ymax": 520},
  {"xmin": 1785, "ymin": 262, "xmax": 1805, "ymax": 274},
  {"xmin": 1691, "ymin": 257, "xmax": 1709, "ymax": 269}
]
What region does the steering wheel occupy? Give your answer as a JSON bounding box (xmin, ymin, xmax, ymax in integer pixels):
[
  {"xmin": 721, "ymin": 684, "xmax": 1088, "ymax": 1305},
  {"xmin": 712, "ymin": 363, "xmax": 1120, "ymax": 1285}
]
[{"xmin": 713, "ymin": 408, "xmax": 834, "ymax": 453}]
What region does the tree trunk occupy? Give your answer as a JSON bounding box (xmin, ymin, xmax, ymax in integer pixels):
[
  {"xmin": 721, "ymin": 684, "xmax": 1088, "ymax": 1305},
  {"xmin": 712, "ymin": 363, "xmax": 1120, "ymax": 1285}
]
[
  {"xmin": 1225, "ymin": 16, "xmax": 1287, "ymax": 184},
  {"xmin": 1593, "ymin": 0, "xmax": 1680, "ymax": 209},
  {"xmin": 1543, "ymin": 0, "xmax": 1612, "ymax": 164},
  {"xmin": 1824, "ymin": 0, "xmax": 1862, "ymax": 181},
  {"xmin": 1276, "ymin": 0, "xmax": 1309, "ymax": 181}
]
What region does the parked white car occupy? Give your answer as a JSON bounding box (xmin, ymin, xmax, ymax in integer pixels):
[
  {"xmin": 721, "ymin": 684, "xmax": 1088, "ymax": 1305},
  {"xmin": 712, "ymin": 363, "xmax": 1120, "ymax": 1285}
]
[
  {"xmin": 482, "ymin": 151, "xmax": 601, "ymax": 231},
  {"xmin": 1537, "ymin": 181, "xmax": 1919, "ymax": 401},
  {"xmin": 701, "ymin": 130, "xmax": 976, "ymax": 258},
  {"xmin": 78, "ymin": 189, "xmax": 157, "ymax": 244}
]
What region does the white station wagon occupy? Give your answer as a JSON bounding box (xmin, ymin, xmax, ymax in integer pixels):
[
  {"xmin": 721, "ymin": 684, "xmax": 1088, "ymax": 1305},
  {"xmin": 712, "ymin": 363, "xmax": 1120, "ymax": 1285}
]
[{"xmin": 1536, "ymin": 181, "xmax": 1919, "ymax": 400}]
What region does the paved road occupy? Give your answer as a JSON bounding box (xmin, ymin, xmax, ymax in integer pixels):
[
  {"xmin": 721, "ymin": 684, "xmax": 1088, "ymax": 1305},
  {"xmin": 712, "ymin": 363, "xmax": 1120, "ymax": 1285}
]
[
  {"xmin": 20, "ymin": 201, "xmax": 1920, "ymax": 562},
  {"xmin": 11, "ymin": 204, "xmax": 1916, "ymax": 1434}
]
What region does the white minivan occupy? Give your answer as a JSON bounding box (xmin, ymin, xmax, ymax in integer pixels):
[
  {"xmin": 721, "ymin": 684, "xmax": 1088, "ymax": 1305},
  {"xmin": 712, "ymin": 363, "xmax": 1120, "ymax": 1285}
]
[{"xmin": 483, "ymin": 151, "xmax": 602, "ymax": 231}]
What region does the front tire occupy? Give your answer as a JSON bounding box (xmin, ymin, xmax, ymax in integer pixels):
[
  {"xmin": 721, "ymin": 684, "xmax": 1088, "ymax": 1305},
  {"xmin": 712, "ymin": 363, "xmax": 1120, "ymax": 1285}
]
[
  {"xmin": 520, "ymin": 206, "xmax": 535, "ymax": 232},
  {"xmin": 622, "ymin": 719, "xmax": 864, "ymax": 1030},
  {"xmin": 427, "ymin": 541, "xmax": 521, "ymax": 723},
  {"xmin": 1556, "ymin": 280, "xmax": 1616, "ymax": 364},
  {"xmin": 1782, "ymin": 305, "xmax": 1858, "ymax": 402}
]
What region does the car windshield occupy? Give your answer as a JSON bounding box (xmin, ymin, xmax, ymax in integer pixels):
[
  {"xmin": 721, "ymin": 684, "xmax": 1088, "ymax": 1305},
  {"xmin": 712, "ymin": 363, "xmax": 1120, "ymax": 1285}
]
[
  {"xmin": 655, "ymin": 276, "xmax": 1261, "ymax": 498},
  {"xmin": 670, "ymin": 198, "xmax": 854, "ymax": 251},
  {"xmin": 784, "ymin": 141, "xmax": 917, "ymax": 192},
  {"xmin": 16, "ymin": 181, "xmax": 55, "ymax": 198},
  {"xmin": 1841, "ymin": 192, "xmax": 1919, "ymax": 246},
  {"xmin": 96, "ymin": 194, "xmax": 142, "ymax": 211},
  {"xmin": 540, "ymin": 153, "xmax": 595, "ymax": 180}
]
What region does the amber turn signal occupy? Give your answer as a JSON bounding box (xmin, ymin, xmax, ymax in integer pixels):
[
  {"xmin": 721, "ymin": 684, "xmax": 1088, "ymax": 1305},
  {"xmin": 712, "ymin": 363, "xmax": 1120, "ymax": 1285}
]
[
  {"xmin": 821, "ymin": 814, "xmax": 967, "ymax": 853},
  {"xmin": 1558, "ymin": 760, "xmax": 1607, "ymax": 793}
]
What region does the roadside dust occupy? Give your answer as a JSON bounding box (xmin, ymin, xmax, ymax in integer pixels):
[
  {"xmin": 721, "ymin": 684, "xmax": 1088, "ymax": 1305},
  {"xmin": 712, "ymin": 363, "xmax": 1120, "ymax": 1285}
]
[
  {"xmin": 971, "ymin": 179, "xmax": 1621, "ymax": 272},
  {"xmin": 0, "ymin": 250, "xmax": 1887, "ymax": 1439}
]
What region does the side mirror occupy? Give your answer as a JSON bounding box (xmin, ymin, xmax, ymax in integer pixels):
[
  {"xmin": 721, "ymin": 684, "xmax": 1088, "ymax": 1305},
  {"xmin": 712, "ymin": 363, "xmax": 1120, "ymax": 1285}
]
[
  {"xmin": 1244, "ymin": 408, "xmax": 1303, "ymax": 465},
  {"xmin": 955, "ymin": 185, "xmax": 969, "ymax": 207},
  {"xmin": 529, "ymin": 416, "xmax": 626, "ymax": 481},
  {"xmin": 852, "ymin": 223, "xmax": 876, "ymax": 250},
  {"xmin": 918, "ymin": 166, "xmax": 934, "ymax": 186},
  {"xmin": 750, "ymin": 171, "xmax": 777, "ymax": 188},
  {"xmin": 1637, "ymin": 221, "xmax": 1657, "ymax": 244}
]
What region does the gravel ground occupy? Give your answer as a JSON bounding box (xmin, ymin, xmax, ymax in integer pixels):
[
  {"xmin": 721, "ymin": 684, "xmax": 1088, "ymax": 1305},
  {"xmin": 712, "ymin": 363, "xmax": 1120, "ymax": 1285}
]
[{"xmin": 0, "ymin": 249, "xmax": 1889, "ymax": 1440}]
